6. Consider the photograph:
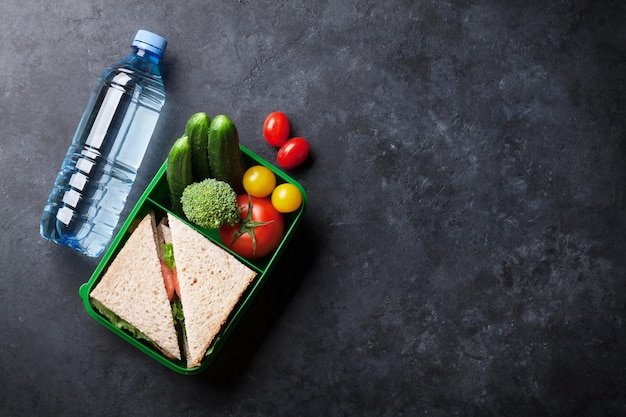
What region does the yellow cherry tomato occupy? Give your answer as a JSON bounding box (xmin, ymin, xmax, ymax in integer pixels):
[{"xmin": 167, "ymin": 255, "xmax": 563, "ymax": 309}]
[
  {"xmin": 271, "ymin": 183, "xmax": 302, "ymax": 213},
  {"xmin": 243, "ymin": 165, "xmax": 276, "ymax": 197}
]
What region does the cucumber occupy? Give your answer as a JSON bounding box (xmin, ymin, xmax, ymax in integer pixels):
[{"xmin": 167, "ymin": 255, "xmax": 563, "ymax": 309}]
[
  {"xmin": 166, "ymin": 135, "xmax": 194, "ymax": 213},
  {"xmin": 208, "ymin": 115, "xmax": 246, "ymax": 194},
  {"xmin": 184, "ymin": 112, "xmax": 211, "ymax": 181}
]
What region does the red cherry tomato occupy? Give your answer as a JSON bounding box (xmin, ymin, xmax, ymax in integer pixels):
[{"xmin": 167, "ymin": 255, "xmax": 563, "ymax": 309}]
[
  {"xmin": 277, "ymin": 137, "xmax": 310, "ymax": 169},
  {"xmin": 263, "ymin": 112, "xmax": 290, "ymax": 147},
  {"xmin": 219, "ymin": 195, "xmax": 285, "ymax": 259}
]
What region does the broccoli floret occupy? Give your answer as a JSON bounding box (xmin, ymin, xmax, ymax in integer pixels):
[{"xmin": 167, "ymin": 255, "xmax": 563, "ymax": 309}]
[{"xmin": 181, "ymin": 178, "xmax": 240, "ymax": 229}]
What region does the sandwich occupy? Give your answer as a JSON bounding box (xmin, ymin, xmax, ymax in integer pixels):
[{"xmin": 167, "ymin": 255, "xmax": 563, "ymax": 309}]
[
  {"xmin": 89, "ymin": 211, "xmax": 257, "ymax": 368},
  {"xmin": 167, "ymin": 215, "xmax": 258, "ymax": 367},
  {"xmin": 90, "ymin": 213, "xmax": 181, "ymax": 360}
]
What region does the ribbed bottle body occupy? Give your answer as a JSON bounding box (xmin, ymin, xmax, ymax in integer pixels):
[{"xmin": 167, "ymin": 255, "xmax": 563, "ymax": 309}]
[{"xmin": 41, "ymin": 48, "xmax": 165, "ymax": 257}]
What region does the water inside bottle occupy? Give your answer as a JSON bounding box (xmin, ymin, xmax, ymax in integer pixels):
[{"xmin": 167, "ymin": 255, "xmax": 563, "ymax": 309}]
[{"xmin": 41, "ymin": 62, "xmax": 165, "ymax": 257}]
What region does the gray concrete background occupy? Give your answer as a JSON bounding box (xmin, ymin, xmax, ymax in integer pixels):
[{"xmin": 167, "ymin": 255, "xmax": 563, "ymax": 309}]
[{"xmin": 1, "ymin": 0, "xmax": 625, "ymax": 416}]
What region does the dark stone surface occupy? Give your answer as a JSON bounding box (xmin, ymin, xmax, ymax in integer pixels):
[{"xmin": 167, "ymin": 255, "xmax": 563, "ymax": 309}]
[{"xmin": 1, "ymin": 0, "xmax": 625, "ymax": 415}]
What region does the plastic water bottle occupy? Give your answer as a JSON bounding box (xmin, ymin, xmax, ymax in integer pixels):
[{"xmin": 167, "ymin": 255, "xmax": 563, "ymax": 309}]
[{"xmin": 41, "ymin": 30, "xmax": 167, "ymax": 257}]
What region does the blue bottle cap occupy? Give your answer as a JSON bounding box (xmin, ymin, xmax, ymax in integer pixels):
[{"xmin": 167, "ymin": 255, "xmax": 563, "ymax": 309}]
[{"xmin": 132, "ymin": 30, "xmax": 167, "ymax": 59}]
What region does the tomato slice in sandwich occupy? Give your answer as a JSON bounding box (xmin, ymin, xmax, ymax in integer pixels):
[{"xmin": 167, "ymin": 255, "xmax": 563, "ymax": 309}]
[{"xmin": 160, "ymin": 260, "xmax": 179, "ymax": 301}]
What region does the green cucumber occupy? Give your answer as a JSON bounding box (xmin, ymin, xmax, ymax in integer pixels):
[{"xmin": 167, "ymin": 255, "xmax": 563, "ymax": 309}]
[
  {"xmin": 184, "ymin": 112, "xmax": 211, "ymax": 181},
  {"xmin": 166, "ymin": 135, "xmax": 194, "ymax": 213},
  {"xmin": 208, "ymin": 115, "xmax": 246, "ymax": 194}
]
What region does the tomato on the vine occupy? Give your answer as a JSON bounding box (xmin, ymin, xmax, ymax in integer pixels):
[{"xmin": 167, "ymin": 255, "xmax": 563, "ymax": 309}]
[
  {"xmin": 271, "ymin": 183, "xmax": 302, "ymax": 213},
  {"xmin": 219, "ymin": 195, "xmax": 285, "ymax": 259},
  {"xmin": 263, "ymin": 112, "xmax": 290, "ymax": 147},
  {"xmin": 277, "ymin": 137, "xmax": 310, "ymax": 170},
  {"xmin": 243, "ymin": 165, "xmax": 276, "ymax": 197}
]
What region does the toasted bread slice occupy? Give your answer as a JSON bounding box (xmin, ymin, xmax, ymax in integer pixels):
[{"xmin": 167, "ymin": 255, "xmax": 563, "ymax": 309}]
[
  {"xmin": 168, "ymin": 215, "xmax": 257, "ymax": 368},
  {"xmin": 90, "ymin": 213, "xmax": 181, "ymax": 361}
]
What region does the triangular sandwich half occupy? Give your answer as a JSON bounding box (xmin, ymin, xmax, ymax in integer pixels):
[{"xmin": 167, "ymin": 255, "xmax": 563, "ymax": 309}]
[
  {"xmin": 168, "ymin": 215, "xmax": 257, "ymax": 368},
  {"xmin": 90, "ymin": 213, "xmax": 181, "ymax": 361}
]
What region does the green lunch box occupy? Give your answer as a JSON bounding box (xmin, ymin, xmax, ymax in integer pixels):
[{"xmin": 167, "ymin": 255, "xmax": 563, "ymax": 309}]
[{"xmin": 79, "ymin": 145, "xmax": 307, "ymax": 375}]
